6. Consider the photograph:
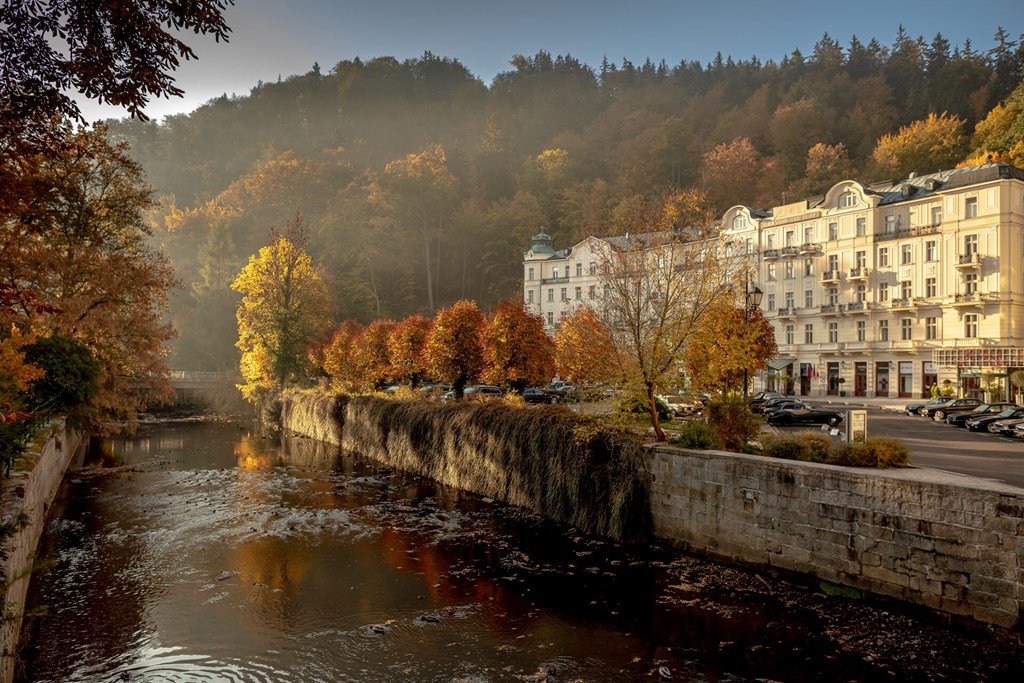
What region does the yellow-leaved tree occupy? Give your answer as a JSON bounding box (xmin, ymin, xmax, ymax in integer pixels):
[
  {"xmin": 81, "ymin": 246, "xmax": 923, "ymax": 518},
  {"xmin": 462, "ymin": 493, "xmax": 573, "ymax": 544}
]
[
  {"xmin": 232, "ymin": 216, "xmax": 331, "ymax": 401},
  {"xmin": 872, "ymin": 112, "xmax": 968, "ymax": 179}
]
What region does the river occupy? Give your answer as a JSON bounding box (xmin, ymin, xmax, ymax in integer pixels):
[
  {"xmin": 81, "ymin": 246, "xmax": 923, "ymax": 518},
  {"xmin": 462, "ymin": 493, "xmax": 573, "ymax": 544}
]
[{"xmin": 17, "ymin": 419, "xmax": 1023, "ymax": 682}]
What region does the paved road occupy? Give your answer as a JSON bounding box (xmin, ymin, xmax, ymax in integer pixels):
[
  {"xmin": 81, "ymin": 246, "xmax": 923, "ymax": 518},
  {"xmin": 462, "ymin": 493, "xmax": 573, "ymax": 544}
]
[{"xmin": 780, "ymin": 407, "xmax": 1024, "ymax": 490}]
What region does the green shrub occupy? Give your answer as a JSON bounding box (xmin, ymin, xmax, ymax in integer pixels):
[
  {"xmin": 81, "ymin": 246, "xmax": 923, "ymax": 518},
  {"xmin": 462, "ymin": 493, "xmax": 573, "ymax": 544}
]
[
  {"xmin": 763, "ymin": 435, "xmax": 809, "ymax": 461},
  {"xmin": 616, "ymin": 392, "xmax": 670, "ymax": 421},
  {"xmin": 830, "ymin": 437, "xmax": 910, "ymax": 468},
  {"xmin": 23, "ymin": 335, "xmax": 100, "ymax": 418},
  {"xmin": 794, "ymin": 430, "xmax": 833, "ymax": 462},
  {"xmin": 706, "ymin": 394, "xmax": 763, "ymax": 451},
  {"xmin": 672, "ymin": 420, "xmax": 724, "ymax": 450}
]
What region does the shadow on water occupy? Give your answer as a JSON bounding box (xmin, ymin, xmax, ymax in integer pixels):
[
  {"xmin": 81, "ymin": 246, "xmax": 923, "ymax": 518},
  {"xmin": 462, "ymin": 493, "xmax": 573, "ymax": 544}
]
[{"xmin": 16, "ymin": 419, "xmax": 1024, "ymax": 683}]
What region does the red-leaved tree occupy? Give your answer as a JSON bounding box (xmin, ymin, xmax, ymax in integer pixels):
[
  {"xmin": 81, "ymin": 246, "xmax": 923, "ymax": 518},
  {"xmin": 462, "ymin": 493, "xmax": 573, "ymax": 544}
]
[
  {"xmin": 423, "ymin": 299, "xmax": 485, "ymax": 399},
  {"xmin": 481, "ymin": 300, "xmax": 554, "ymax": 392}
]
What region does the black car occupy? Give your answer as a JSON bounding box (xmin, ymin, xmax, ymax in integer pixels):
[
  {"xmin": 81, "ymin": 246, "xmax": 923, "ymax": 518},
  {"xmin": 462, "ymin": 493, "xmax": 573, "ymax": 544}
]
[
  {"xmin": 905, "ymin": 397, "xmax": 948, "ymax": 415},
  {"xmin": 944, "ymin": 402, "xmax": 1019, "ymax": 427},
  {"xmin": 761, "ymin": 399, "xmax": 806, "ymax": 414},
  {"xmin": 965, "ymin": 407, "xmax": 1024, "ymax": 432},
  {"xmin": 758, "ymin": 396, "xmax": 800, "ymax": 413},
  {"xmin": 750, "ymin": 391, "xmax": 786, "ymax": 409},
  {"xmin": 766, "ymin": 403, "xmax": 844, "ymax": 426},
  {"xmin": 921, "ymin": 398, "xmax": 982, "ymax": 420},
  {"xmin": 522, "ymin": 388, "xmax": 559, "ymax": 404}
]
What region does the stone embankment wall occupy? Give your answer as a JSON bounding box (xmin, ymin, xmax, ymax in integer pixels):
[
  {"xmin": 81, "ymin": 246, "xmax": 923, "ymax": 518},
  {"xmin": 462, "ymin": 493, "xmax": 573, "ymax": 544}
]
[
  {"xmin": 0, "ymin": 421, "xmax": 82, "ymax": 683},
  {"xmin": 281, "ymin": 394, "xmax": 1024, "ymax": 629},
  {"xmin": 648, "ymin": 446, "xmax": 1024, "ymax": 629}
]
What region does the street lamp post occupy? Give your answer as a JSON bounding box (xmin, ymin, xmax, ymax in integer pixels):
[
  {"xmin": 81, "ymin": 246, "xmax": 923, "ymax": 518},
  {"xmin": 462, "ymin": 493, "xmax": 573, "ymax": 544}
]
[{"xmin": 743, "ymin": 281, "xmax": 764, "ymax": 398}]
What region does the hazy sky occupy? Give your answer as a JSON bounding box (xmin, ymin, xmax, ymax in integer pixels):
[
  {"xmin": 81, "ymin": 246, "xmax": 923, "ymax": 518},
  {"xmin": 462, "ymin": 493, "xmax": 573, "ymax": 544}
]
[{"xmin": 78, "ymin": 0, "xmax": 1023, "ymax": 123}]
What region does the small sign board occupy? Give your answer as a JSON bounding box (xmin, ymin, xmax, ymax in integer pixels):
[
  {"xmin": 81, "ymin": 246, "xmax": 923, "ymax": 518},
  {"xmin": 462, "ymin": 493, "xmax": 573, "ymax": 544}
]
[{"xmin": 847, "ymin": 410, "xmax": 867, "ymax": 443}]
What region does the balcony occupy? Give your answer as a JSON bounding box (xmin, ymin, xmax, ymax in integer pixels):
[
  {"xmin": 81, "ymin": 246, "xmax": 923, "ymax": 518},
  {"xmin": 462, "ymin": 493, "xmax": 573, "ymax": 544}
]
[
  {"xmin": 843, "ymin": 341, "xmax": 869, "ymax": 351},
  {"xmin": 799, "ymin": 242, "xmax": 822, "ymax": 256},
  {"xmin": 954, "ymin": 337, "xmax": 996, "ymax": 347},
  {"xmin": 820, "ymin": 269, "xmax": 841, "ymax": 284},
  {"xmin": 952, "ymin": 292, "xmax": 985, "ymax": 307},
  {"xmin": 763, "ymin": 249, "xmax": 780, "ymax": 260},
  {"xmin": 541, "ymin": 276, "xmax": 570, "ymax": 285},
  {"xmin": 955, "ymin": 253, "xmax": 981, "ymax": 269},
  {"xmin": 913, "ymin": 296, "xmax": 941, "ymax": 308},
  {"xmin": 820, "ymin": 303, "xmax": 845, "ymax": 316},
  {"xmin": 909, "ymin": 223, "xmax": 942, "ymax": 237},
  {"xmin": 776, "ymin": 306, "xmax": 797, "ymax": 318},
  {"xmin": 848, "ymin": 266, "xmax": 870, "ymax": 280},
  {"xmin": 890, "ymin": 298, "xmax": 914, "ymax": 310},
  {"xmin": 780, "ymin": 246, "xmax": 798, "ymax": 258},
  {"xmin": 845, "ymin": 301, "xmax": 873, "ymax": 314}
]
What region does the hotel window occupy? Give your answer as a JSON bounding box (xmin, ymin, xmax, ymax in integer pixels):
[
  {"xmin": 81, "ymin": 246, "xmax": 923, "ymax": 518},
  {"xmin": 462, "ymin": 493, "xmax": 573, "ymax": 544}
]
[
  {"xmin": 553, "ymin": 267, "xmax": 559, "ymax": 278},
  {"xmin": 804, "ymin": 324, "xmax": 814, "ymax": 344},
  {"xmin": 574, "ymin": 286, "xmax": 581, "ymax": 301},
  {"xmin": 856, "ymin": 284, "xmax": 866, "ymax": 303},
  {"xmin": 576, "ymin": 263, "xmax": 582, "ymax": 277},
  {"xmin": 828, "ymin": 222, "xmax": 838, "ymax": 240},
  {"xmin": 827, "ymin": 254, "xmax": 839, "ymax": 274},
  {"xmin": 767, "ymin": 293, "xmax": 776, "ymax": 311},
  {"xmin": 878, "ymin": 247, "xmax": 889, "ymax": 267},
  {"xmin": 528, "ymin": 267, "xmax": 534, "ymax": 280},
  {"xmin": 839, "ymin": 190, "xmax": 856, "ymax": 207},
  {"xmin": 547, "ymin": 312, "xmax": 553, "ymax": 325},
  {"xmin": 527, "ymin": 290, "xmax": 534, "ymax": 303},
  {"xmin": 901, "ymin": 280, "xmax": 912, "ymax": 300},
  {"xmin": 925, "ymin": 277, "xmax": 936, "ymax": 298},
  {"xmin": 964, "ymin": 314, "xmax": 978, "ymax": 338},
  {"xmin": 965, "ymin": 272, "xmax": 978, "ymax": 294},
  {"xmin": 925, "ymin": 240, "xmax": 937, "ymax": 261},
  {"xmin": 855, "ymin": 250, "xmax": 866, "ymax": 268},
  {"xmin": 931, "ymin": 205, "xmax": 942, "ymax": 226},
  {"xmin": 804, "ymin": 289, "xmax": 814, "ymax": 308},
  {"xmin": 804, "ymin": 258, "xmax": 814, "ymax": 276},
  {"xmin": 828, "ymin": 322, "xmax": 838, "ymax": 343},
  {"xmin": 856, "ymin": 320, "xmax": 866, "ymax": 341},
  {"xmin": 785, "ymin": 260, "xmax": 794, "ymax": 279},
  {"xmin": 964, "ymin": 234, "xmax": 978, "ymax": 256},
  {"xmin": 589, "ymin": 261, "xmax": 596, "ymax": 275},
  {"xmin": 785, "ymin": 325, "xmax": 795, "ymax": 345},
  {"xmin": 766, "ymin": 234, "xmax": 775, "ymax": 249},
  {"xmin": 879, "ymin": 282, "xmax": 889, "ymax": 302},
  {"xmin": 965, "ymin": 196, "xmax": 978, "ymax": 218},
  {"xmin": 732, "ymin": 215, "xmax": 745, "ymax": 229},
  {"xmin": 879, "ymin": 320, "xmax": 889, "ymax": 341},
  {"xmin": 767, "ymin": 263, "xmax": 776, "ymax": 281},
  {"xmin": 588, "ymin": 285, "xmax": 596, "ymax": 299},
  {"xmin": 856, "ymin": 217, "xmax": 866, "ymax": 236},
  {"xmin": 901, "ymin": 244, "xmax": 912, "ymax": 264},
  {"xmin": 901, "ymin": 318, "xmax": 913, "ymax": 340},
  {"xmin": 785, "ymin": 291, "xmax": 794, "ymax": 309},
  {"xmin": 547, "ymin": 289, "xmax": 554, "ymax": 302},
  {"xmin": 785, "ymin": 230, "xmax": 794, "ymax": 247},
  {"xmin": 828, "ymin": 286, "xmax": 839, "ymax": 305},
  {"xmin": 603, "ymin": 285, "xmax": 610, "ymax": 298},
  {"xmin": 803, "ymin": 226, "xmax": 814, "ymax": 244},
  {"xmin": 926, "ymin": 316, "xmax": 937, "ymax": 340},
  {"xmin": 884, "ymin": 215, "xmax": 896, "ymax": 234},
  {"xmin": 560, "ymin": 287, "xmax": 567, "ymax": 301},
  {"xmin": 746, "ymin": 238, "xmax": 753, "ymax": 254}
]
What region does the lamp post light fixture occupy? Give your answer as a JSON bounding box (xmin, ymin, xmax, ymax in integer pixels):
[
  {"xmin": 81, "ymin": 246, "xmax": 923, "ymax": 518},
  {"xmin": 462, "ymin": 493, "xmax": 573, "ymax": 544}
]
[{"xmin": 743, "ymin": 282, "xmax": 763, "ymax": 398}]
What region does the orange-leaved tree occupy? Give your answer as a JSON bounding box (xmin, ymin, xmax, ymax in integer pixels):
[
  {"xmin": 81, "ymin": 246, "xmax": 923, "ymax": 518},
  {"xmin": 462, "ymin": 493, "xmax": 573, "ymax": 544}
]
[
  {"xmin": 480, "ymin": 300, "xmax": 554, "ymax": 393},
  {"xmin": 423, "ymin": 299, "xmax": 485, "ymax": 399},
  {"xmin": 554, "ymin": 307, "xmax": 622, "ymax": 388},
  {"xmin": 351, "ymin": 319, "xmax": 396, "ymax": 392},
  {"xmin": 683, "ymin": 300, "xmax": 777, "ymax": 395},
  {"xmin": 320, "ymin": 320, "xmax": 364, "ymax": 392},
  {"xmin": 387, "ymin": 314, "xmax": 431, "ymax": 387}
]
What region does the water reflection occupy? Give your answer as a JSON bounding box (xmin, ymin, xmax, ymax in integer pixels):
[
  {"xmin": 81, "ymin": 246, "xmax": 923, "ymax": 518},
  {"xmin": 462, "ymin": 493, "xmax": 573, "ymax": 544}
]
[{"xmin": 18, "ymin": 420, "xmax": 1017, "ymax": 682}]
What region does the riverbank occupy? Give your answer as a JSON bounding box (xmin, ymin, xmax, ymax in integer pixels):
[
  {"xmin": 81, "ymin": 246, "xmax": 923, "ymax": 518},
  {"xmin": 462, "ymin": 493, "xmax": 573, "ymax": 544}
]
[{"xmin": 0, "ymin": 421, "xmax": 82, "ymax": 683}]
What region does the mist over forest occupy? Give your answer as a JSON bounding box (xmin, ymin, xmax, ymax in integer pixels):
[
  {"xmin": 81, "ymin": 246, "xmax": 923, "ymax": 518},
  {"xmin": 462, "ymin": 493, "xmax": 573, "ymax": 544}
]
[{"xmin": 103, "ymin": 28, "xmax": 1024, "ymax": 372}]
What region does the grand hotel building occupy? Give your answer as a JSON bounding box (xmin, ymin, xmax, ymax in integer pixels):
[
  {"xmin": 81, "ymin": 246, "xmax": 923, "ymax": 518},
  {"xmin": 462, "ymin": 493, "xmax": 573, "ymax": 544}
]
[{"xmin": 524, "ymin": 163, "xmax": 1024, "ymax": 399}]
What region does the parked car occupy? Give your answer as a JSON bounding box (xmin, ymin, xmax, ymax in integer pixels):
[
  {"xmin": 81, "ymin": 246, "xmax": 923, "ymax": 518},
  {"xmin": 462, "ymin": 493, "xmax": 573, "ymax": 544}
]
[
  {"xmin": 765, "ymin": 403, "xmax": 844, "ymax": 426},
  {"xmin": 658, "ymin": 392, "xmax": 704, "ymax": 417},
  {"xmin": 966, "ymin": 407, "xmax": 1024, "ymax": 432},
  {"xmin": 920, "ymin": 397, "xmax": 982, "ymax": 420},
  {"xmin": 944, "ymin": 402, "xmax": 1019, "ymax": 426},
  {"xmin": 905, "ymin": 397, "xmax": 948, "ymax": 415},
  {"xmin": 466, "ymin": 385, "xmax": 506, "ymax": 400},
  {"xmin": 758, "ymin": 397, "xmax": 802, "ymax": 414},
  {"xmin": 749, "ymin": 391, "xmax": 786, "ymax": 410},
  {"xmin": 522, "ymin": 388, "xmax": 559, "ymax": 404},
  {"xmin": 760, "ymin": 399, "xmax": 806, "ymax": 414},
  {"xmin": 995, "ymin": 417, "xmax": 1024, "ymax": 437},
  {"xmin": 1013, "ymin": 422, "xmax": 1024, "ymax": 439}
]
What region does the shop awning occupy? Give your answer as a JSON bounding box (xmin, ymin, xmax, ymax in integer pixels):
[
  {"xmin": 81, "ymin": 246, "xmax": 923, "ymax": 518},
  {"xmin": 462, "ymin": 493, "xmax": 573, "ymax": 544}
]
[{"xmin": 767, "ymin": 356, "xmax": 798, "ymax": 371}]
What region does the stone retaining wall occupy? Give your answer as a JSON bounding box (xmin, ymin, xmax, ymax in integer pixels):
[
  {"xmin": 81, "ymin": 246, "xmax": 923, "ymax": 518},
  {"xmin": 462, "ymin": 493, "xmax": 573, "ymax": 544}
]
[
  {"xmin": 0, "ymin": 422, "xmax": 82, "ymax": 683},
  {"xmin": 648, "ymin": 446, "xmax": 1024, "ymax": 629}
]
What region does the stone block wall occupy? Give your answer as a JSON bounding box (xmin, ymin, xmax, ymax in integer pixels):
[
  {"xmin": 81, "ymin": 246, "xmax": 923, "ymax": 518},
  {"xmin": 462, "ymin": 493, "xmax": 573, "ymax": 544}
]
[{"xmin": 648, "ymin": 446, "xmax": 1024, "ymax": 629}]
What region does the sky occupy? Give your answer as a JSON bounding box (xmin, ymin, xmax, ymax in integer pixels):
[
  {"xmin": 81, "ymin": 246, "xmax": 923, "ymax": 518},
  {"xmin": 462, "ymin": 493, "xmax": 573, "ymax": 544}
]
[{"xmin": 77, "ymin": 0, "xmax": 1024, "ymax": 124}]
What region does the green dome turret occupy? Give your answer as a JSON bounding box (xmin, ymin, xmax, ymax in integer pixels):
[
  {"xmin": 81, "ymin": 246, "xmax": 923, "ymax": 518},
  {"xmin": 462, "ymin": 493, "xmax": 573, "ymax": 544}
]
[{"xmin": 530, "ymin": 227, "xmax": 555, "ymax": 255}]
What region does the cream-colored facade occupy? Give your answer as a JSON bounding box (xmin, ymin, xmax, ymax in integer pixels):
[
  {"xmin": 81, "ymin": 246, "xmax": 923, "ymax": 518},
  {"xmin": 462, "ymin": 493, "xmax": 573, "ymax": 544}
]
[{"xmin": 525, "ymin": 163, "xmax": 1024, "ymax": 399}]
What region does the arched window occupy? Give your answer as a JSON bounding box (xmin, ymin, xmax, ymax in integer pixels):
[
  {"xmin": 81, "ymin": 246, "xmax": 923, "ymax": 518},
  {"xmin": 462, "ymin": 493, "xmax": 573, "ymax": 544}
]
[
  {"xmin": 731, "ymin": 214, "xmax": 746, "ymax": 229},
  {"xmin": 839, "ymin": 190, "xmax": 857, "ymax": 208}
]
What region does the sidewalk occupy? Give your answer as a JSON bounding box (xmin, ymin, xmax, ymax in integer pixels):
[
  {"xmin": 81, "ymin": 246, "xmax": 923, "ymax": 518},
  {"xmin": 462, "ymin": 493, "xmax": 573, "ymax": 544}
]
[{"xmin": 801, "ymin": 395, "xmax": 907, "ymax": 413}]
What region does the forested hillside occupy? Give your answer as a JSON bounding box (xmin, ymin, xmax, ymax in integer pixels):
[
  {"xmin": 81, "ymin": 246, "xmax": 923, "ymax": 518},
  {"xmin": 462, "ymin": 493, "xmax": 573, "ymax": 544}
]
[{"xmin": 104, "ymin": 28, "xmax": 1024, "ymax": 371}]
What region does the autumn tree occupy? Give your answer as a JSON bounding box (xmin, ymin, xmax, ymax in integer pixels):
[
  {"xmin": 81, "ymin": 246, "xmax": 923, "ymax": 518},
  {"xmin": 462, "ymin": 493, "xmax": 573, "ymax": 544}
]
[
  {"xmin": 0, "ymin": 125, "xmax": 177, "ymax": 429},
  {"xmin": 790, "ymin": 143, "xmax": 857, "ymax": 197},
  {"xmin": 683, "ymin": 300, "xmax": 777, "ymax": 394},
  {"xmin": 699, "ymin": 137, "xmax": 784, "ymax": 212},
  {"xmin": 554, "ymin": 307, "xmax": 622, "ymax": 386},
  {"xmin": 387, "ymin": 315, "xmax": 431, "ymax": 387},
  {"xmin": 423, "ymin": 299, "xmax": 486, "ymax": 399},
  {"xmin": 598, "ymin": 217, "xmax": 741, "ymax": 440},
  {"xmin": 319, "ymin": 320, "xmax": 364, "ymax": 391},
  {"xmin": 480, "ymin": 300, "xmax": 554, "ymax": 392},
  {"xmin": 232, "ymin": 217, "xmax": 331, "ymax": 401},
  {"xmin": 970, "ymin": 80, "xmax": 1024, "ymax": 167},
  {"xmin": 350, "ymin": 320, "xmax": 396, "ymax": 391},
  {"xmin": 871, "ymin": 112, "xmax": 968, "ymax": 178}
]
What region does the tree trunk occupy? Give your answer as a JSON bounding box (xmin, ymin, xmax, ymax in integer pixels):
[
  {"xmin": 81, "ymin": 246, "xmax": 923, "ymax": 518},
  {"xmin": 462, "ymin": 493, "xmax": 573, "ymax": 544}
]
[{"xmin": 646, "ymin": 381, "xmax": 665, "ymax": 441}]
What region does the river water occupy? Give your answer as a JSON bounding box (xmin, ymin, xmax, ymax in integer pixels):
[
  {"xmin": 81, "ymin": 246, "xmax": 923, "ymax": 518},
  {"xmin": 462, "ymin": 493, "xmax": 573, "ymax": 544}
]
[{"xmin": 17, "ymin": 419, "xmax": 1023, "ymax": 682}]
